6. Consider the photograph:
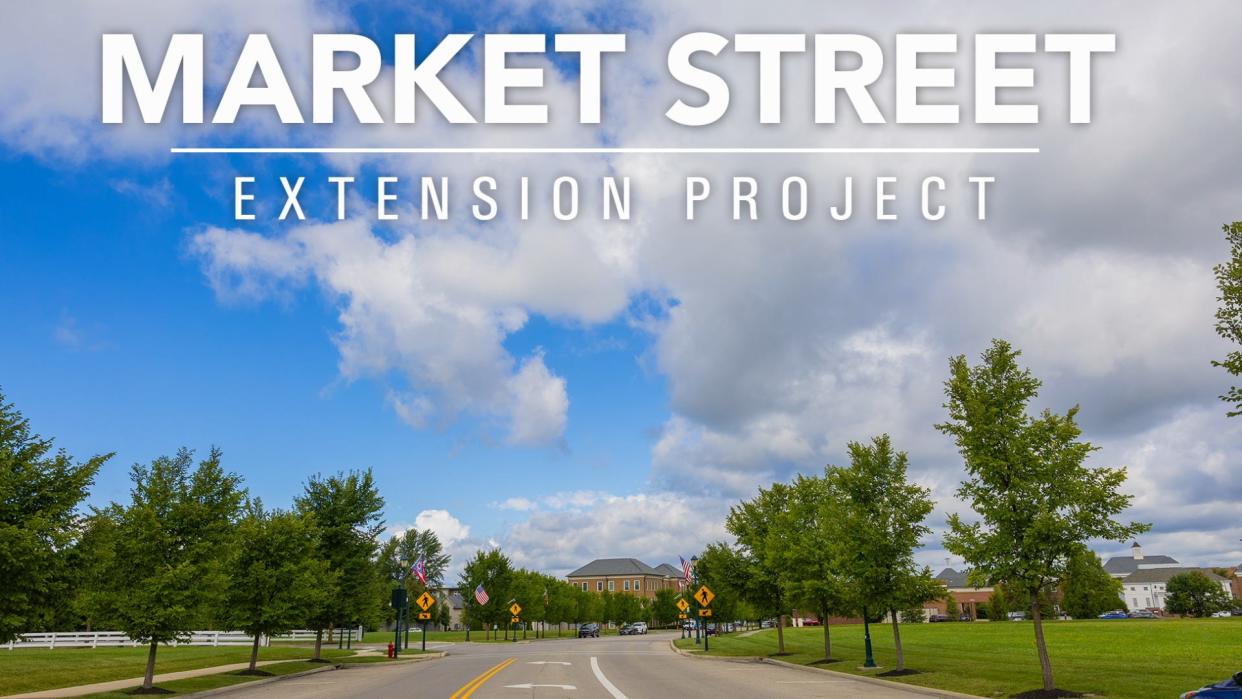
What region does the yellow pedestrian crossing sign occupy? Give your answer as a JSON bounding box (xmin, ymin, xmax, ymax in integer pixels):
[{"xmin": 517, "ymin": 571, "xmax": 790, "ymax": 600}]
[
  {"xmin": 698, "ymin": 609, "xmax": 713, "ymax": 617},
  {"xmin": 417, "ymin": 612, "xmax": 432, "ymax": 620},
  {"xmin": 416, "ymin": 592, "xmax": 435, "ymax": 611},
  {"xmin": 510, "ymin": 602, "xmax": 523, "ymax": 616},
  {"xmin": 694, "ymin": 585, "xmax": 715, "ymax": 607},
  {"xmin": 676, "ymin": 598, "xmax": 690, "ymax": 612}
]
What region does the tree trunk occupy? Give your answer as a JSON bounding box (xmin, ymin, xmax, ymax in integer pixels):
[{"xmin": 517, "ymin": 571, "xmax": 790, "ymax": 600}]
[
  {"xmin": 143, "ymin": 640, "xmax": 158, "ymax": 690},
  {"xmin": 1031, "ymin": 591, "xmax": 1055, "ymax": 691},
  {"xmin": 820, "ymin": 610, "xmax": 831, "ymax": 660},
  {"xmin": 249, "ymin": 634, "xmax": 261, "ymax": 672},
  {"xmin": 313, "ymin": 629, "xmax": 323, "ymax": 661},
  {"xmin": 776, "ymin": 614, "xmax": 786, "ymax": 654},
  {"xmin": 890, "ymin": 610, "xmax": 905, "ymax": 672}
]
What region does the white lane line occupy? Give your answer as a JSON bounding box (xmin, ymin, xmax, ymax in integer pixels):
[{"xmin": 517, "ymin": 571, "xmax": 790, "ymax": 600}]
[
  {"xmin": 527, "ymin": 661, "xmax": 572, "ymax": 665},
  {"xmin": 505, "ymin": 684, "xmax": 576, "ymax": 690},
  {"xmin": 589, "ymin": 657, "xmax": 629, "ymax": 699}
]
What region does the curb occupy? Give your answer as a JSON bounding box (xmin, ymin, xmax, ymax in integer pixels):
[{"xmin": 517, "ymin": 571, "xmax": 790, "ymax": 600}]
[
  {"xmin": 340, "ymin": 651, "xmax": 447, "ymax": 664},
  {"xmin": 183, "ymin": 663, "xmax": 342, "ymax": 698},
  {"xmin": 667, "ymin": 639, "xmax": 984, "ymax": 699}
]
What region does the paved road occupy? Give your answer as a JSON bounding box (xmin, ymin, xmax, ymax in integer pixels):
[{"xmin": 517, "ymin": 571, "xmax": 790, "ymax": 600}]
[{"xmin": 214, "ymin": 632, "xmax": 936, "ymax": 698}]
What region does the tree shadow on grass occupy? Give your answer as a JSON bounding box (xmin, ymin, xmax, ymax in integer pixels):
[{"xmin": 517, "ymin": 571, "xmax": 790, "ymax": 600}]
[
  {"xmin": 809, "ymin": 658, "xmax": 842, "ymax": 665},
  {"xmin": 1011, "ymin": 689, "xmax": 1084, "ymax": 699},
  {"xmin": 127, "ymin": 688, "xmax": 174, "ymax": 696},
  {"xmin": 878, "ymin": 669, "xmax": 922, "ymax": 677},
  {"xmin": 233, "ymin": 669, "xmax": 274, "ymax": 677}
]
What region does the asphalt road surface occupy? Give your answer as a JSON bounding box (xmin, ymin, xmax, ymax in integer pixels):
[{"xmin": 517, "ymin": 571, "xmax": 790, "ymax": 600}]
[{"xmin": 216, "ymin": 632, "xmax": 934, "ymax": 698}]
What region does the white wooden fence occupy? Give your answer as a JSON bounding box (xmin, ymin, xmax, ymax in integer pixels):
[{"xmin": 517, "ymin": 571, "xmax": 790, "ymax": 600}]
[{"xmin": 4, "ymin": 627, "xmax": 363, "ymax": 650}]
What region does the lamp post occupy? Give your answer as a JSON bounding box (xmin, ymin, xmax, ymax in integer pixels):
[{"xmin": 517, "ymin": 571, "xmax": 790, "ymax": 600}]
[
  {"xmin": 391, "ymin": 558, "xmax": 410, "ymax": 658},
  {"xmin": 861, "ymin": 605, "xmax": 876, "ymax": 668},
  {"xmin": 691, "ymin": 556, "xmax": 701, "ymax": 646}
]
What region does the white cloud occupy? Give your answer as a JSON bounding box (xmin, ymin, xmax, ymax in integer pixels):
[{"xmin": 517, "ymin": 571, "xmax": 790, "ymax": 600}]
[
  {"xmin": 494, "ymin": 497, "xmax": 538, "ymax": 512},
  {"xmin": 414, "ymin": 508, "xmax": 471, "ymax": 547},
  {"xmin": 501, "ymin": 491, "xmax": 729, "ymax": 576}
]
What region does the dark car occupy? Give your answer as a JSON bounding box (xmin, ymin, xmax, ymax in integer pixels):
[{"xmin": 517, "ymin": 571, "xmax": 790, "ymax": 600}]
[
  {"xmin": 578, "ymin": 623, "xmax": 600, "ymax": 638},
  {"xmin": 1128, "ymin": 609, "xmax": 1157, "ymax": 619},
  {"xmin": 618, "ymin": 624, "xmax": 638, "ymax": 636},
  {"xmin": 1180, "ymin": 671, "xmax": 1242, "ymax": 698},
  {"xmin": 928, "ymin": 614, "xmax": 951, "ymax": 623}
]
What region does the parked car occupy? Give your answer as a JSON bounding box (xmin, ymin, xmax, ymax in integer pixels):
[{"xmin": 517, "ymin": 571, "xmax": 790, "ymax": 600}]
[
  {"xmin": 958, "ymin": 614, "xmax": 973, "ymax": 622},
  {"xmin": 618, "ymin": 622, "xmax": 648, "ymax": 635},
  {"xmin": 1180, "ymin": 671, "xmax": 1242, "ymax": 698},
  {"xmin": 800, "ymin": 618, "xmax": 821, "ymax": 626},
  {"xmin": 928, "ymin": 614, "xmax": 952, "ymax": 623},
  {"xmin": 1211, "ymin": 610, "xmax": 1233, "ymax": 618},
  {"xmin": 760, "ymin": 619, "xmax": 776, "ymax": 628},
  {"xmin": 1098, "ymin": 610, "xmax": 1129, "ymax": 619},
  {"xmin": 1233, "ymin": 609, "xmax": 1242, "ymax": 617},
  {"xmin": 1007, "ymin": 611, "xmax": 1027, "ymax": 621},
  {"xmin": 578, "ymin": 623, "xmax": 600, "ymax": 638},
  {"xmin": 1128, "ymin": 609, "xmax": 1157, "ymax": 619}
]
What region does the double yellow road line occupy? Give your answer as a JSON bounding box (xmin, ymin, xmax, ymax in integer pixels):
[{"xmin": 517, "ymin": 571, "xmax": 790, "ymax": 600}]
[{"xmin": 450, "ymin": 657, "xmax": 515, "ymax": 699}]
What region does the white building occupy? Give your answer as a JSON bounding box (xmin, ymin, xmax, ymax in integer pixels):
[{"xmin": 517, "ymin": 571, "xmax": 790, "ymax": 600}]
[
  {"xmin": 1120, "ymin": 567, "xmax": 1232, "ymax": 612},
  {"xmin": 1102, "ymin": 541, "xmax": 1180, "ymax": 579}
]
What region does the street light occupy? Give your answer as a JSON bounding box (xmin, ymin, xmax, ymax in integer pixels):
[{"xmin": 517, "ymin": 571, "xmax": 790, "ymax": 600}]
[
  {"xmin": 392, "ymin": 558, "xmax": 410, "ymax": 658},
  {"xmin": 861, "ymin": 605, "xmax": 876, "ymax": 668},
  {"xmin": 691, "ymin": 556, "xmax": 700, "ymax": 646}
]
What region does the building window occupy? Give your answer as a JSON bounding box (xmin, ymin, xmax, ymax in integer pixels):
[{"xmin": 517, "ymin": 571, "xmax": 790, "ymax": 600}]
[
  {"xmin": 635, "ymin": 580, "xmax": 641, "ymax": 591},
  {"xmin": 597, "ymin": 581, "xmax": 603, "ymax": 591},
  {"xmin": 608, "ymin": 581, "xmax": 615, "ymax": 591},
  {"xmin": 582, "ymin": 582, "xmax": 587, "ymax": 591},
  {"xmin": 624, "ymin": 580, "xmax": 630, "ymax": 591}
]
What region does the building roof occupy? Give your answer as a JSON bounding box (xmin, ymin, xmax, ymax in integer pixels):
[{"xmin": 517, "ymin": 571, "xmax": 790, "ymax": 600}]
[
  {"xmin": 935, "ymin": 568, "xmax": 970, "ymax": 588},
  {"xmin": 653, "ymin": 563, "xmax": 682, "ymax": 578},
  {"xmin": 566, "ymin": 558, "xmax": 664, "ymax": 577},
  {"xmin": 1121, "ymin": 567, "xmax": 1228, "ymax": 584},
  {"xmin": 1103, "ymin": 554, "xmax": 1180, "ymax": 575}
]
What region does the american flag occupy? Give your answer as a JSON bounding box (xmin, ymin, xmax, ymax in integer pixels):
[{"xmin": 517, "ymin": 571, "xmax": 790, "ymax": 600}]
[
  {"xmin": 679, "ymin": 556, "xmax": 693, "ymax": 583},
  {"xmin": 474, "ymin": 584, "xmax": 489, "ymax": 605},
  {"xmin": 410, "ymin": 557, "xmax": 427, "ymax": 585}
]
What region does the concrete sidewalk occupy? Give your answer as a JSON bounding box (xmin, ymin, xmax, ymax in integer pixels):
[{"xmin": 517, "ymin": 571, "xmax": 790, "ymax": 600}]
[{"xmin": 6, "ymin": 660, "xmax": 291, "ymax": 699}]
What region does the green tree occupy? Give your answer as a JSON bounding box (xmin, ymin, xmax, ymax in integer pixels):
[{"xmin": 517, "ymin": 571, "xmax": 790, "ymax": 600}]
[
  {"xmin": 0, "ymin": 390, "xmax": 111, "ymax": 641},
  {"xmin": 1166, "ymin": 571, "xmax": 1233, "ymax": 617},
  {"xmin": 459, "ymin": 548, "xmax": 513, "ymax": 639},
  {"xmin": 1061, "ymin": 549, "xmax": 1123, "ymax": 619},
  {"xmin": 296, "ymin": 469, "xmax": 385, "ymax": 660},
  {"xmin": 835, "ymin": 435, "xmax": 940, "ymax": 672},
  {"xmin": 1213, "ymin": 221, "xmax": 1242, "ymax": 416},
  {"xmin": 938, "ymin": 340, "xmax": 1149, "ymax": 693},
  {"xmin": 725, "ymin": 482, "xmax": 794, "ymax": 654},
  {"xmin": 652, "ymin": 588, "xmax": 680, "ymax": 627},
  {"xmin": 223, "ymin": 503, "xmax": 330, "ymax": 672},
  {"xmin": 68, "ymin": 505, "xmax": 123, "ymax": 631},
  {"xmin": 774, "ymin": 473, "xmax": 851, "ymax": 662},
  {"xmin": 108, "ymin": 448, "xmax": 246, "ymax": 690}
]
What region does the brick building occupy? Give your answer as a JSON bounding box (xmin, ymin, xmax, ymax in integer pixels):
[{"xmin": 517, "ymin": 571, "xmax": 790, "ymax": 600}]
[{"xmin": 566, "ymin": 558, "xmax": 683, "ymax": 600}]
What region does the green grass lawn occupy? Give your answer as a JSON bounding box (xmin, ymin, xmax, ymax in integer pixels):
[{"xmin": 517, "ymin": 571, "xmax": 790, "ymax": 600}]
[
  {"xmin": 674, "ymin": 618, "xmax": 1242, "ymax": 698},
  {"xmin": 78, "ymin": 661, "xmax": 327, "ymax": 698},
  {"xmin": 0, "ymin": 646, "xmax": 351, "ymax": 697}
]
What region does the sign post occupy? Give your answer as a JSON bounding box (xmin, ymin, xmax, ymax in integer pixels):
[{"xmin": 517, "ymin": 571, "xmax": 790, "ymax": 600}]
[
  {"xmin": 510, "ymin": 602, "xmax": 522, "ymax": 643},
  {"xmin": 676, "ymin": 597, "xmax": 690, "ymax": 639},
  {"xmin": 390, "ymin": 588, "xmax": 408, "ymax": 658},
  {"xmin": 694, "ymin": 585, "xmax": 715, "ymax": 652},
  {"xmin": 415, "ymin": 592, "xmax": 436, "ymax": 653}
]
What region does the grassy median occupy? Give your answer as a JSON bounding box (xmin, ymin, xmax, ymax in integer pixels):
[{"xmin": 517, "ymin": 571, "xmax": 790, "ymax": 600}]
[
  {"xmin": 674, "ymin": 618, "xmax": 1242, "ymax": 698},
  {"xmin": 0, "ymin": 646, "xmax": 352, "ymax": 697},
  {"xmin": 76, "ymin": 661, "xmax": 329, "ymax": 698}
]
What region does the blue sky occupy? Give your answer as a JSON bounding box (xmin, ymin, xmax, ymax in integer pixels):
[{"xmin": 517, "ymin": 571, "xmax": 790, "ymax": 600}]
[{"xmin": 2, "ymin": 0, "xmax": 1241, "ymax": 576}]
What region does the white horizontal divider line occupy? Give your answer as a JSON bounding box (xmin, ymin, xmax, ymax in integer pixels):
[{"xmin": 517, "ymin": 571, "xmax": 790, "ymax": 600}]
[{"xmin": 170, "ymin": 146, "xmax": 1039, "ymax": 155}]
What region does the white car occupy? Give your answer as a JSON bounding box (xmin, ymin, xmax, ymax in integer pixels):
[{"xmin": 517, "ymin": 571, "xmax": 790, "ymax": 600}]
[
  {"xmin": 1210, "ymin": 610, "xmax": 1232, "ymax": 618},
  {"xmin": 631, "ymin": 622, "xmax": 648, "ymax": 634}
]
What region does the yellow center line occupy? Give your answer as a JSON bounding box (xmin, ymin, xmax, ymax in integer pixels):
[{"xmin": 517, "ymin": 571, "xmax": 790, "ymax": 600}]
[{"xmin": 449, "ymin": 657, "xmax": 515, "ymax": 699}]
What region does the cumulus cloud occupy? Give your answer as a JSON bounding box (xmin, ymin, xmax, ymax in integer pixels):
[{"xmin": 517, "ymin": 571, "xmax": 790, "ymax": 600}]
[
  {"xmin": 501, "ymin": 491, "xmax": 730, "ymax": 576},
  {"xmin": 7, "ymin": 0, "xmax": 1242, "ymax": 565}
]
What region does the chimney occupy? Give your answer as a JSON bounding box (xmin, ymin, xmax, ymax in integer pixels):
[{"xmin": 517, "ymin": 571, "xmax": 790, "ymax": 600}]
[{"xmin": 1131, "ymin": 541, "xmax": 1143, "ymax": 561}]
